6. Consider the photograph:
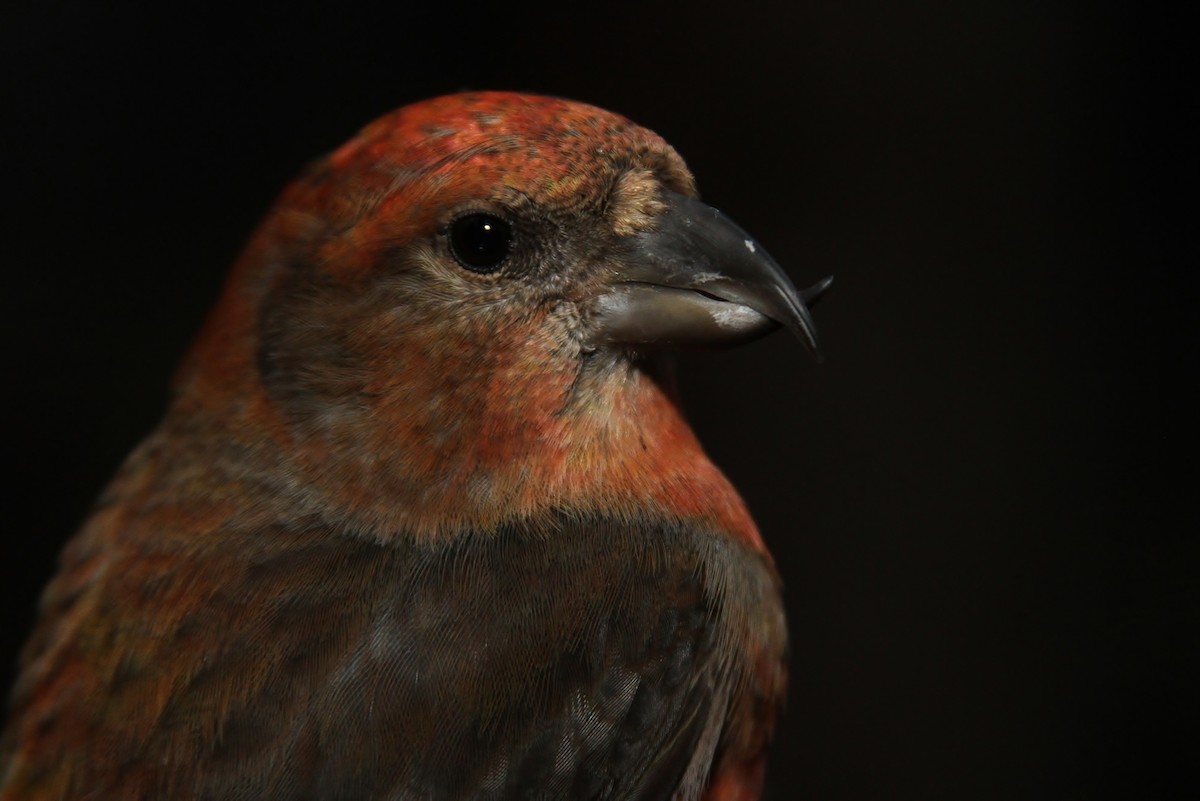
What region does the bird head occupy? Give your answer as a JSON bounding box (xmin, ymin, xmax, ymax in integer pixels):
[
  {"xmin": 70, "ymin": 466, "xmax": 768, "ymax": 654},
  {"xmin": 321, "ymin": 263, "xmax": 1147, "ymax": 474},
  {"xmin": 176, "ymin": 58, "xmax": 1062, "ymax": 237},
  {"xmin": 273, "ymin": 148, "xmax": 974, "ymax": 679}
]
[{"xmin": 173, "ymin": 92, "xmax": 830, "ymax": 538}]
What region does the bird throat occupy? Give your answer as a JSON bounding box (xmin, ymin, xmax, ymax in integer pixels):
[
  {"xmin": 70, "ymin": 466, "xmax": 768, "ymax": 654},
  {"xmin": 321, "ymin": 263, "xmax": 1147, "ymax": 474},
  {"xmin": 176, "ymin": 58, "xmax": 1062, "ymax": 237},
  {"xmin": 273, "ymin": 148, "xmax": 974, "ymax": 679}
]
[{"xmin": 268, "ymin": 331, "xmax": 762, "ymax": 549}]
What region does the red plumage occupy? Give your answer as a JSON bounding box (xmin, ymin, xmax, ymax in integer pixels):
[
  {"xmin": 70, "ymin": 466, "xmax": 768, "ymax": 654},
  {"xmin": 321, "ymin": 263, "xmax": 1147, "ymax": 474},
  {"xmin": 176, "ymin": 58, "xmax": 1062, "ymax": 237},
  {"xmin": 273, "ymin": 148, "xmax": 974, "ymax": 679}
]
[{"xmin": 0, "ymin": 93, "xmax": 827, "ymax": 800}]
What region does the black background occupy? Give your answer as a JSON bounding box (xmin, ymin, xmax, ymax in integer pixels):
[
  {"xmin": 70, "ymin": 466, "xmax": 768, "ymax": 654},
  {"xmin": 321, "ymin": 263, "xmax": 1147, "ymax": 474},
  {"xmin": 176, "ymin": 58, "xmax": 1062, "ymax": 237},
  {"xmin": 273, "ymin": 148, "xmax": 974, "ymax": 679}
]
[{"xmin": 1, "ymin": 2, "xmax": 1193, "ymax": 798}]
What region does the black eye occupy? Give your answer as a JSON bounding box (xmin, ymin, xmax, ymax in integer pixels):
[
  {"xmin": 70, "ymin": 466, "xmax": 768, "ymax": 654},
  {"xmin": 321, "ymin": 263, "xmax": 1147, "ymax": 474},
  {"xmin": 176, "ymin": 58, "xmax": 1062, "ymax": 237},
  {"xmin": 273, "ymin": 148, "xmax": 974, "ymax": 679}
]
[{"xmin": 448, "ymin": 213, "xmax": 512, "ymax": 273}]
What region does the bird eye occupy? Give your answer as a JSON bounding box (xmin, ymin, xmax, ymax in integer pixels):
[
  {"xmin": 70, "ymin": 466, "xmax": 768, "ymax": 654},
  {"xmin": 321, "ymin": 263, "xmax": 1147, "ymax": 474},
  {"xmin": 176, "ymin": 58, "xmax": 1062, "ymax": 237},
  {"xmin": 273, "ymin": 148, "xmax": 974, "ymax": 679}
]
[{"xmin": 448, "ymin": 213, "xmax": 512, "ymax": 273}]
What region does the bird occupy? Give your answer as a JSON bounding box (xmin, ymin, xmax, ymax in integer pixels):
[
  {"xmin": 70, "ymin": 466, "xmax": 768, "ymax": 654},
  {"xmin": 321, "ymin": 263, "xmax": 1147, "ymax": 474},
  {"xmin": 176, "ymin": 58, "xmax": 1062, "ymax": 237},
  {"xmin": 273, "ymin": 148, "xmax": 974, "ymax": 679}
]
[{"xmin": 0, "ymin": 92, "xmax": 830, "ymax": 800}]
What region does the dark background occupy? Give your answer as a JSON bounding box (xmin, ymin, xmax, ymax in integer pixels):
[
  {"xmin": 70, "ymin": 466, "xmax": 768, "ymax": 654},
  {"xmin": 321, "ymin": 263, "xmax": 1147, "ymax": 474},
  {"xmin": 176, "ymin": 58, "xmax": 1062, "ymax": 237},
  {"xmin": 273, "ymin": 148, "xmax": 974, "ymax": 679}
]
[{"xmin": 2, "ymin": 2, "xmax": 1193, "ymax": 798}]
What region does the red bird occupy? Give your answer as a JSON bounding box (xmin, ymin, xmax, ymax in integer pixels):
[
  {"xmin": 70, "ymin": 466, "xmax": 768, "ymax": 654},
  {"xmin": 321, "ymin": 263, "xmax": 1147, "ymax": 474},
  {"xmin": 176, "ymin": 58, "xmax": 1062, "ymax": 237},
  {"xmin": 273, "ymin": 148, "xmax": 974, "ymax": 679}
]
[{"xmin": 1, "ymin": 93, "xmax": 830, "ymax": 800}]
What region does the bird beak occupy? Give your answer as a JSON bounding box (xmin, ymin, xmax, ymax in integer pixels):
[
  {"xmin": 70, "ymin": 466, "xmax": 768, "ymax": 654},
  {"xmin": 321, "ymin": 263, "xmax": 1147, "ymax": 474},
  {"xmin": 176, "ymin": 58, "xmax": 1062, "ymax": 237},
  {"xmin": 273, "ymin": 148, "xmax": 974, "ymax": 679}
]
[{"xmin": 589, "ymin": 192, "xmax": 832, "ymax": 358}]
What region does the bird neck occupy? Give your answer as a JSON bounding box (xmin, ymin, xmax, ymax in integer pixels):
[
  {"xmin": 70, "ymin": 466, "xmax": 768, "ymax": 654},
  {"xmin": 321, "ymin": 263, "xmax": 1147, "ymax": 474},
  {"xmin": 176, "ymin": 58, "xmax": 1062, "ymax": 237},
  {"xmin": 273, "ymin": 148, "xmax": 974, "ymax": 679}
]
[
  {"xmin": 173, "ymin": 287, "xmax": 764, "ymax": 550},
  {"xmin": 307, "ymin": 347, "xmax": 761, "ymax": 548}
]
